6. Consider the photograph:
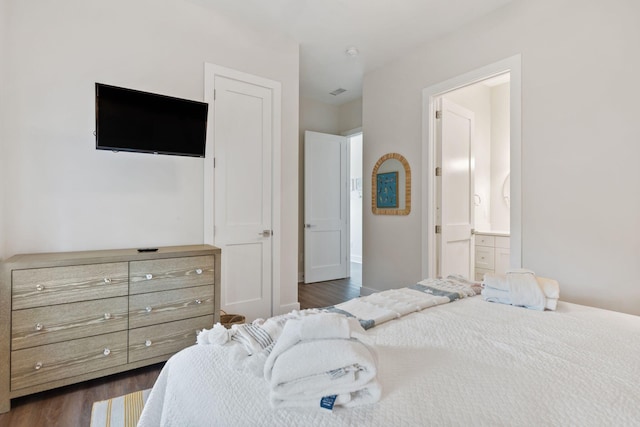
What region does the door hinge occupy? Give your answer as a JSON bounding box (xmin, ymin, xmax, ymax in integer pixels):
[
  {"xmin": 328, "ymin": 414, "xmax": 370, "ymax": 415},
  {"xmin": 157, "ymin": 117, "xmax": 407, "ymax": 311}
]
[
  {"xmin": 435, "ymin": 110, "xmax": 442, "ymax": 119},
  {"xmin": 435, "ymin": 167, "xmax": 442, "ymax": 177},
  {"xmin": 213, "ymin": 157, "xmax": 216, "ymax": 168},
  {"xmin": 213, "ymin": 89, "xmax": 216, "ymax": 101},
  {"xmin": 435, "ymin": 225, "xmax": 442, "ymax": 234}
]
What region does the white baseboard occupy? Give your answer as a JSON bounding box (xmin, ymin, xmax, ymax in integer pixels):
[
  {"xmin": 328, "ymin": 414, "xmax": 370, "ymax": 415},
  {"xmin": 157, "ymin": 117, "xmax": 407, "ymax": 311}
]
[{"xmin": 276, "ymin": 302, "xmax": 300, "ymax": 316}]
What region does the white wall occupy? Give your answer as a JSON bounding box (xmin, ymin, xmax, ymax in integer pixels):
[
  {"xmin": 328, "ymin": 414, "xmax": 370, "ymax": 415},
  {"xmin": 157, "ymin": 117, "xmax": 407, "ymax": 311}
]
[
  {"xmin": 1, "ymin": 0, "xmax": 300, "ymax": 307},
  {"xmin": 0, "ymin": 0, "xmax": 7, "ymax": 260},
  {"xmin": 339, "ymin": 98, "xmax": 363, "ymax": 133},
  {"xmin": 363, "ymin": 0, "xmax": 640, "ymax": 315}
]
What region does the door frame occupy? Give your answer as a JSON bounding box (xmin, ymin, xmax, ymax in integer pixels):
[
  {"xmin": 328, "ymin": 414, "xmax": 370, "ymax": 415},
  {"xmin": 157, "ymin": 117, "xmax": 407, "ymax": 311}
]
[
  {"xmin": 203, "ymin": 63, "xmax": 282, "ymax": 316},
  {"xmin": 422, "ymin": 55, "xmax": 522, "ymax": 278}
]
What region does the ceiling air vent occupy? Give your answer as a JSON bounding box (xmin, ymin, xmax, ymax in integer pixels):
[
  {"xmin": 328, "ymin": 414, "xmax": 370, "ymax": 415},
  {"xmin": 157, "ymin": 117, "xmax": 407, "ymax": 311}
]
[{"xmin": 330, "ymin": 88, "xmax": 347, "ymax": 96}]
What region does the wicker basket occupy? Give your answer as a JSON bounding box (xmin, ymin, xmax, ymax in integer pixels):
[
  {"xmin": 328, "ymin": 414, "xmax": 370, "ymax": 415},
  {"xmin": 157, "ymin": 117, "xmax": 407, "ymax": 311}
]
[{"xmin": 220, "ymin": 310, "xmax": 245, "ymax": 329}]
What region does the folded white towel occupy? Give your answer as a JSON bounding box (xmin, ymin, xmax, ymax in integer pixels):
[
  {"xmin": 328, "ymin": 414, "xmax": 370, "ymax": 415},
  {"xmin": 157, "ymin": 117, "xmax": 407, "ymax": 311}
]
[
  {"xmin": 537, "ymin": 276, "xmax": 560, "ymax": 300},
  {"xmin": 482, "ymin": 274, "xmax": 510, "ymax": 292},
  {"xmin": 481, "ymin": 287, "xmax": 558, "ymax": 311},
  {"xmin": 506, "ymin": 270, "xmax": 546, "ymax": 311},
  {"xmin": 267, "ymin": 338, "xmax": 378, "ymax": 399},
  {"xmin": 264, "ymin": 313, "xmax": 379, "ymax": 409},
  {"xmin": 481, "ymin": 271, "xmax": 561, "ymax": 311},
  {"xmin": 270, "ymin": 378, "xmax": 382, "ymax": 410}
]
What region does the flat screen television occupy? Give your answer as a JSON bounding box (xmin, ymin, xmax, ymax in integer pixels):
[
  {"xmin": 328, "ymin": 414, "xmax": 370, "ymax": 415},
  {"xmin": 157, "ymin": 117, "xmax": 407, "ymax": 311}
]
[{"xmin": 95, "ymin": 83, "xmax": 208, "ymax": 157}]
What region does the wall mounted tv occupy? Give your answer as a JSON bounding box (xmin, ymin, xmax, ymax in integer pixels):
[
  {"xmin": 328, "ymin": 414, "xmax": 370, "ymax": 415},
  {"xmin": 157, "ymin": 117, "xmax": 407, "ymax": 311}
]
[{"xmin": 95, "ymin": 83, "xmax": 208, "ymax": 157}]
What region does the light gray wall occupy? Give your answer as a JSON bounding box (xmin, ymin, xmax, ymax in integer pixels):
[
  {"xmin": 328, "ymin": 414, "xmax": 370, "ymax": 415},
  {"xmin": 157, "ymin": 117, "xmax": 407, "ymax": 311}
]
[
  {"xmin": 1, "ymin": 0, "xmax": 300, "ymax": 306},
  {"xmin": 363, "ymin": 0, "xmax": 640, "ymax": 314}
]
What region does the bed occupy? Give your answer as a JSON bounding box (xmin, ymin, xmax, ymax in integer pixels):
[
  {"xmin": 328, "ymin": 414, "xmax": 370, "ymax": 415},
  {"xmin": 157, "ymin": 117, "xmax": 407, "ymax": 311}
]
[{"xmin": 137, "ymin": 291, "xmax": 640, "ymax": 426}]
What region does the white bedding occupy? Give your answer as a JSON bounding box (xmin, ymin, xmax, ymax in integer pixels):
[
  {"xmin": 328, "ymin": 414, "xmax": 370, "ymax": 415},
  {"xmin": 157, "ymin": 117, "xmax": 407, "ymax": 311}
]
[{"xmin": 138, "ymin": 297, "xmax": 640, "ymax": 426}]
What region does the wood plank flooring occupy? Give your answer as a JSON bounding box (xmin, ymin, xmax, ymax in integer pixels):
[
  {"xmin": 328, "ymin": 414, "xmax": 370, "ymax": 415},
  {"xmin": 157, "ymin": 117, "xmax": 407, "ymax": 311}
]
[{"xmin": 0, "ymin": 275, "xmax": 360, "ymax": 427}]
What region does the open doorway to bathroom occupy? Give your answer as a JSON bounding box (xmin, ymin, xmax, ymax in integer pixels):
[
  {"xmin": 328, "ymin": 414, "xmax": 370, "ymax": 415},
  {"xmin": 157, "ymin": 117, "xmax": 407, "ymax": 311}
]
[
  {"xmin": 349, "ymin": 132, "xmax": 363, "ymax": 286},
  {"xmin": 423, "ymin": 54, "xmax": 522, "ymax": 281},
  {"xmin": 439, "ymin": 73, "xmax": 511, "ymax": 280}
]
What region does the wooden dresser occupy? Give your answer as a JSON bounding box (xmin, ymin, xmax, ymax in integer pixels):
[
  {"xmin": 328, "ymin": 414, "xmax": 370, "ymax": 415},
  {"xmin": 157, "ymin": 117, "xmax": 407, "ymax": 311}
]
[{"xmin": 0, "ymin": 244, "xmax": 221, "ymax": 413}]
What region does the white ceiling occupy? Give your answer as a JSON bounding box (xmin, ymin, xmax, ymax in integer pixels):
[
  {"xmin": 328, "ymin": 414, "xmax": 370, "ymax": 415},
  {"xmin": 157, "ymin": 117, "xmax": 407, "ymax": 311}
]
[{"xmin": 204, "ymin": 0, "xmax": 514, "ymax": 105}]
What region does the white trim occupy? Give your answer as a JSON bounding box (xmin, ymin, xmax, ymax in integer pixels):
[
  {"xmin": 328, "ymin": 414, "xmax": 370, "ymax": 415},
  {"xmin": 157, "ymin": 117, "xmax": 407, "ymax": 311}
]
[
  {"xmin": 279, "ymin": 302, "xmax": 301, "ymax": 313},
  {"xmin": 422, "ymin": 55, "xmax": 522, "ymax": 279},
  {"xmin": 203, "ymin": 63, "xmax": 283, "ymax": 317}
]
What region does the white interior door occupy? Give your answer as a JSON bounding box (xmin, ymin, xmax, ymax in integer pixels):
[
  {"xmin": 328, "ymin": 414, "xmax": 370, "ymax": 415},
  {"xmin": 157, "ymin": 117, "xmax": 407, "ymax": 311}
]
[
  {"xmin": 437, "ymin": 98, "xmax": 475, "ymax": 279},
  {"xmin": 304, "ymin": 131, "xmax": 348, "ymax": 283},
  {"xmin": 213, "ymin": 75, "xmax": 273, "ymax": 321}
]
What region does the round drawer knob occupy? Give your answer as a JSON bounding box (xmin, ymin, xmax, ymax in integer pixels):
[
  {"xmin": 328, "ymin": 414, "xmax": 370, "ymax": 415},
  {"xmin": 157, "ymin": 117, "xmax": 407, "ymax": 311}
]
[
  {"xmin": 145, "ymin": 306, "xmax": 153, "ymax": 313},
  {"xmin": 145, "ymin": 273, "xmax": 153, "ymax": 280},
  {"xmin": 195, "ymin": 299, "xmax": 202, "ymax": 304},
  {"xmin": 103, "ymin": 348, "xmax": 111, "ymax": 356},
  {"xmin": 36, "ymin": 284, "xmax": 45, "ymax": 292},
  {"xmin": 34, "ymin": 361, "xmax": 43, "ymax": 371},
  {"xmin": 35, "ymin": 323, "xmax": 44, "ymax": 331},
  {"xmin": 145, "ymin": 339, "xmax": 152, "ymax": 347},
  {"xmin": 104, "ymin": 313, "xmax": 112, "ymax": 320},
  {"xmin": 103, "ymin": 277, "xmax": 112, "ymax": 284},
  {"xmin": 196, "ymin": 268, "xmax": 203, "ymax": 275}
]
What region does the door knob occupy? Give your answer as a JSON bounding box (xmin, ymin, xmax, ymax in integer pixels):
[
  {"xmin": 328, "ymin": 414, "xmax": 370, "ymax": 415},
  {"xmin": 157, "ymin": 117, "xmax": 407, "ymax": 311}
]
[
  {"xmin": 258, "ymin": 230, "xmax": 273, "ymax": 237},
  {"xmin": 304, "ymin": 224, "xmax": 315, "ymax": 228}
]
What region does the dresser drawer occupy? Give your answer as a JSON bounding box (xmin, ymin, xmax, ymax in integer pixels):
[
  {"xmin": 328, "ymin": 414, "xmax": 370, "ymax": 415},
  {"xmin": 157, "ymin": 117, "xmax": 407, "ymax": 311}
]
[
  {"xmin": 475, "ymin": 234, "xmax": 495, "ymax": 247},
  {"xmin": 129, "ymin": 285, "xmax": 214, "ymax": 329},
  {"xmin": 11, "ymin": 297, "xmax": 128, "ymax": 351},
  {"xmin": 12, "ymin": 263, "xmax": 128, "ymax": 310},
  {"xmin": 11, "ymin": 331, "xmax": 128, "ymax": 391},
  {"xmin": 475, "ymin": 246, "xmax": 495, "ymax": 270},
  {"xmin": 130, "ymin": 256, "xmax": 214, "ymax": 295},
  {"xmin": 129, "ymin": 315, "xmax": 213, "ymax": 363}
]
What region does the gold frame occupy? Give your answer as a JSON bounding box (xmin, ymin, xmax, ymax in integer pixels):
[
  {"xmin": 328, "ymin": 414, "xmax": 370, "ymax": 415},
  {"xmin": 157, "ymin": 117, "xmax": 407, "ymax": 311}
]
[{"xmin": 371, "ymin": 152, "xmax": 411, "ymax": 215}]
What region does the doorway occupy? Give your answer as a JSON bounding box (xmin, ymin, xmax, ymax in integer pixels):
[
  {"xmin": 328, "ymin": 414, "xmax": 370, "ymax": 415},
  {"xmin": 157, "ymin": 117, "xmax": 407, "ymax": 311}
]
[
  {"xmin": 422, "ymin": 55, "xmax": 522, "ymax": 279},
  {"xmin": 303, "ymin": 130, "xmax": 362, "ymax": 287},
  {"xmin": 203, "ymin": 63, "xmax": 282, "ymax": 322}
]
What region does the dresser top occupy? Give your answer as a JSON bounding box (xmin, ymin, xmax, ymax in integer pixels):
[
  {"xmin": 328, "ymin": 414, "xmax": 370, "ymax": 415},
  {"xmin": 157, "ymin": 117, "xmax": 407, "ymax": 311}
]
[{"xmin": 3, "ymin": 245, "xmax": 220, "ymax": 269}]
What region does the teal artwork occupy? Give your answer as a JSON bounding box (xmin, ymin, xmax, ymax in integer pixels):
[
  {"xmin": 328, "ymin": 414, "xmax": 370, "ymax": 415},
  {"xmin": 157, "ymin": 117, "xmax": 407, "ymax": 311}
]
[{"xmin": 376, "ymin": 171, "xmax": 398, "ymax": 208}]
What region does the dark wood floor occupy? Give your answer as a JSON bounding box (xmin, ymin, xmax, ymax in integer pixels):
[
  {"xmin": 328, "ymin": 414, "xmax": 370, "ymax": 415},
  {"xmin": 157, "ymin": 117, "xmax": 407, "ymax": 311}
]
[{"xmin": 0, "ymin": 275, "xmax": 360, "ymax": 427}]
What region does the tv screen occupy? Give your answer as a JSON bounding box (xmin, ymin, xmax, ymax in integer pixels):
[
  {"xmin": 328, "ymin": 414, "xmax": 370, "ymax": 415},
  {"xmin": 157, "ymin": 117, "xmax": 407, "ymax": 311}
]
[{"xmin": 95, "ymin": 83, "xmax": 208, "ymax": 157}]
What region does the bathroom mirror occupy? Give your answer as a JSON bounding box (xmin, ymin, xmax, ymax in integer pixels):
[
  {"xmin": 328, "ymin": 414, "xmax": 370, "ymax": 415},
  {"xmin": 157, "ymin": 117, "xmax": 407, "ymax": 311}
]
[{"xmin": 371, "ymin": 152, "xmax": 411, "ymax": 215}]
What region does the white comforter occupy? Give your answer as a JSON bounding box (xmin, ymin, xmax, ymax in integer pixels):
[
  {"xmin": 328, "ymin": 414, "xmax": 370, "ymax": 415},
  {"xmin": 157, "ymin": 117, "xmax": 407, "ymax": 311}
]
[{"xmin": 138, "ymin": 297, "xmax": 640, "ymax": 426}]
